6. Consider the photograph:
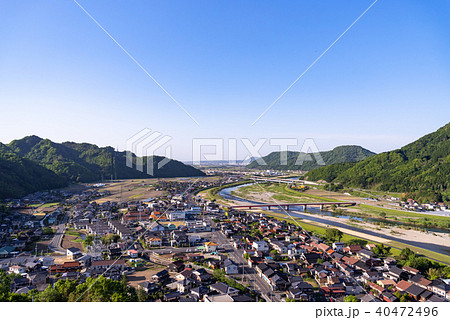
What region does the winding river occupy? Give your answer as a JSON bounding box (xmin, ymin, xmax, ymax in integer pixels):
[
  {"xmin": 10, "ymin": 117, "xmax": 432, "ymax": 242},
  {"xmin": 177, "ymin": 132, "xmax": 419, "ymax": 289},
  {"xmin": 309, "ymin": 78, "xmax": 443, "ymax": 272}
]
[{"xmin": 219, "ymin": 183, "xmax": 450, "ymax": 261}]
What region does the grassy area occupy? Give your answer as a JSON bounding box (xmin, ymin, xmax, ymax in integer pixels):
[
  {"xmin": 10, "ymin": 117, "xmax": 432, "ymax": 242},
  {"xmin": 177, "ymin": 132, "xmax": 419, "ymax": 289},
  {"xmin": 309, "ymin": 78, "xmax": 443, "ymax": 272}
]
[
  {"xmin": 262, "ymin": 210, "xmax": 356, "ymax": 243},
  {"xmin": 358, "ymin": 204, "xmax": 450, "ymax": 229},
  {"xmin": 65, "ymin": 228, "xmax": 81, "ymax": 237},
  {"xmin": 304, "ymin": 278, "xmax": 319, "ymax": 290},
  {"xmin": 232, "ymin": 182, "xmax": 339, "ymax": 203},
  {"xmin": 349, "ymin": 189, "xmax": 403, "ymax": 199},
  {"xmin": 198, "ymin": 180, "xmax": 251, "ymax": 204},
  {"xmin": 30, "ymin": 202, "xmax": 59, "ymax": 208},
  {"xmin": 360, "ymin": 203, "xmax": 449, "ymax": 221},
  {"xmin": 387, "ymin": 240, "xmax": 450, "ymax": 265}
]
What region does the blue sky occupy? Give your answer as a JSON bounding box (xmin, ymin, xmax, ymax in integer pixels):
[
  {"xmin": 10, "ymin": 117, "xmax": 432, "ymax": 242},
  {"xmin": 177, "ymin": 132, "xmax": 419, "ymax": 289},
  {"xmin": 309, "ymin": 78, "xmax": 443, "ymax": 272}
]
[{"xmin": 0, "ymin": 0, "xmax": 449, "ymax": 161}]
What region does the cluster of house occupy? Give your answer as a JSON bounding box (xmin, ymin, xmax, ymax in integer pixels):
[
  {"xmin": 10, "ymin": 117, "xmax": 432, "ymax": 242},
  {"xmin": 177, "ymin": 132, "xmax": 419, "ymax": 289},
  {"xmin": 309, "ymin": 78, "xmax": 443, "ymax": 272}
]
[
  {"xmin": 213, "ymin": 209, "xmax": 450, "ymax": 302},
  {"xmin": 153, "ymin": 179, "xmax": 220, "ymax": 196},
  {"xmin": 136, "ymin": 258, "xmax": 254, "ymax": 302},
  {"xmin": 401, "ymin": 199, "xmax": 448, "ymax": 212},
  {"xmin": 0, "ymin": 254, "xmax": 57, "ymax": 293},
  {"xmin": 0, "ymin": 210, "xmax": 48, "ymax": 259},
  {"xmin": 67, "ymin": 191, "xmax": 216, "ymax": 252},
  {"xmin": 0, "ymin": 247, "xmax": 135, "ymax": 295}
]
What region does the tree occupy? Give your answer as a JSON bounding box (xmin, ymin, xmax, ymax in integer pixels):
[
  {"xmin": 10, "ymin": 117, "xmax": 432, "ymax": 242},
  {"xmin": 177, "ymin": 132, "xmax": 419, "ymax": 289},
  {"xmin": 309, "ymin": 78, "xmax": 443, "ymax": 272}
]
[
  {"xmin": 244, "ymin": 252, "xmax": 250, "ymax": 260},
  {"xmin": 346, "ymin": 239, "xmax": 367, "ymax": 246},
  {"xmin": 372, "ymin": 243, "xmax": 391, "ymax": 257},
  {"xmin": 83, "ymin": 235, "xmax": 93, "ymax": 247},
  {"xmin": 285, "ymin": 298, "xmax": 296, "ymax": 302},
  {"xmin": 0, "ymin": 270, "xmax": 31, "ymax": 302},
  {"xmin": 325, "ymin": 228, "xmax": 343, "ymax": 242},
  {"xmin": 101, "ymin": 234, "xmax": 121, "ymax": 245},
  {"xmin": 399, "ymin": 248, "xmax": 415, "ymax": 261},
  {"xmin": 36, "ymin": 284, "xmax": 65, "ymax": 302},
  {"xmin": 344, "ymin": 295, "xmax": 359, "ymax": 302},
  {"xmin": 427, "ymin": 268, "xmax": 441, "ymax": 280},
  {"xmin": 67, "ymin": 276, "xmax": 137, "ymax": 302},
  {"xmin": 137, "ymin": 287, "xmax": 148, "ymax": 302},
  {"xmin": 406, "ymin": 257, "xmax": 432, "ymax": 274},
  {"xmin": 393, "ymin": 291, "xmax": 411, "ymax": 302}
]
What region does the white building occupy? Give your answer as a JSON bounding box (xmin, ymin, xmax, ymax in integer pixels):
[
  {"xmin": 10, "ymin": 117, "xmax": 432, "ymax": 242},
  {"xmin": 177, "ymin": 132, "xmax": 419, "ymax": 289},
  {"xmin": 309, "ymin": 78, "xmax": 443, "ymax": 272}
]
[
  {"xmin": 252, "ymin": 240, "xmax": 269, "ymax": 252},
  {"xmin": 169, "ymin": 211, "xmax": 186, "ymax": 221},
  {"xmin": 332, "ymin": 242, "xmax": 345, "ymax": 252}
]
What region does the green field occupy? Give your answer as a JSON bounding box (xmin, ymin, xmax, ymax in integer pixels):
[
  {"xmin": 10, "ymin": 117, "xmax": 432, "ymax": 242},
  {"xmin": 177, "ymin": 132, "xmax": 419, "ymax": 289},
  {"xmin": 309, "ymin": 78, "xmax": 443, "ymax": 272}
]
[
  {"xmin": 387, "ymin": 240, "xmax": 450, "ymax": 265},
  {"xmin": 29, "ymin": 202, "xmax": 59, "ymax": 208},
  {"xmin": 358, "ymin": 204, "xmax": 450, "ymax": 230},
  {"xmin": 231, "ymin": 182, "xmax": 338, "ymax": 203},
  {"xmin": 65, "ymin": 228, "xmax": 82, "ymax": 237},
  {"xmin": 198, "ymin": 180, "xmax": 251, "ymax": 204}
]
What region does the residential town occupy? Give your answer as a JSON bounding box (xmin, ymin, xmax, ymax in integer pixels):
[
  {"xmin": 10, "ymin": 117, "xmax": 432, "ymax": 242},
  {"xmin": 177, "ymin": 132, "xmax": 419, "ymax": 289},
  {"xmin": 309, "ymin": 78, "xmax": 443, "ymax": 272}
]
[{"xmin": 1, "ymin": 178, "xmax": 449, "ymax": 302}]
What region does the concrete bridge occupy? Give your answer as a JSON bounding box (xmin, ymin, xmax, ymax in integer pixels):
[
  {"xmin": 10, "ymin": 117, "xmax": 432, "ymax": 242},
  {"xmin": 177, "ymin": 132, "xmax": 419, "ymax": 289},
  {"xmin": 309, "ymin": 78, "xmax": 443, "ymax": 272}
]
[
  {"xmin": 228, "ymin": 202, "xmax": 356, "ymax": 211},
  {"xmin": 251, "ymin": 177, "xmax": 319, "ymax": 185}
]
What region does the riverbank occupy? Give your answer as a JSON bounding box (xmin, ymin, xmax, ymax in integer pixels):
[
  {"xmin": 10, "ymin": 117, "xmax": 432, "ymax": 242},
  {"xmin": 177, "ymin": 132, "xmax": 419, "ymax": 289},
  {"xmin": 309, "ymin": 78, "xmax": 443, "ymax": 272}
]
[{"xmin": 217, "ymin": 181, "xmax": 450, "ymax": 262}]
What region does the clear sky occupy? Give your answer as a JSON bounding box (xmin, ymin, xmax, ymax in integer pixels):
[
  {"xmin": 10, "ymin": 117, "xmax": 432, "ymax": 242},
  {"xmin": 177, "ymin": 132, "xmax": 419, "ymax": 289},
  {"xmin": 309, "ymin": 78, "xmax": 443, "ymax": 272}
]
[{"xmin": 1, "ymin": 0, "xmax": 449, "ymax": 161}]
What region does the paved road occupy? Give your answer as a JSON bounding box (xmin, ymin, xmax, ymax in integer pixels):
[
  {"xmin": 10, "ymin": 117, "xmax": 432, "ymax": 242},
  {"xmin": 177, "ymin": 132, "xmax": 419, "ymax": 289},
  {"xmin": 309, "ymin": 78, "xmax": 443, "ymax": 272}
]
[
  {"xmin": 206, "ymin": 216, "xmax": 279, "ymax": 302},
  {"xmin": 48, "ymin": 211, "xmax": 69, "ymax": 254}
]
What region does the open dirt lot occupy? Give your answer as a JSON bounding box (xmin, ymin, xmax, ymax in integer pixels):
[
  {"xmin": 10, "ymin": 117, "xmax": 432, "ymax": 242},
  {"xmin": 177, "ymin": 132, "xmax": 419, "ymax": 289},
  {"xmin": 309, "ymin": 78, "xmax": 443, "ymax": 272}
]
[
  {"xmin": 95, "ymin": 179, "xmax": 164, "ymax": 203},
  {"xmin": 127, "ymin": 264, "xmax": 166, "ymax": 289},
  {"xmin": 61, "ymin": 235, "xmax": 84, "ymax": 252}
]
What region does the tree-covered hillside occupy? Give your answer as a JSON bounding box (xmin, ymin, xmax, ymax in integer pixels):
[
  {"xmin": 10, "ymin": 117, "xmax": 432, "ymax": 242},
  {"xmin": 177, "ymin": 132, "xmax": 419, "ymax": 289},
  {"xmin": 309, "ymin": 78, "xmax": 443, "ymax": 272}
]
[
  {"xmin": 247, "ymin": 145, "xmax": 375, "ymax": 171},
  {"xmin": 0, "ymin": 136, "xmax": 205, "ymax": 199},
  {"xmin": 0, "ymin": 143, "xmax": 67, "ymax": 199},
  {"xmin": 307, "ymin": 123, "xmax": 450, "ymax": 203}
]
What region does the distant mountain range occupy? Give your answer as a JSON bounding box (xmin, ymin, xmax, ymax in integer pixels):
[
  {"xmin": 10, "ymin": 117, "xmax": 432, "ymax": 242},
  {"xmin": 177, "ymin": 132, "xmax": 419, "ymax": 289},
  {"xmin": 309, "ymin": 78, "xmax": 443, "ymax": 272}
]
[
  {"xmin": 184, "ymin": 157, "xmax": 258, "ymax": 166},
  {"xmin": 307, "ymin": 123, "xmax": 450, "ymax": 203},
  {"xmin": 246, "ymin": 145, "xmax": 376, "ymax": 171},
  {"xmin": 0, "ymin": 136, "xmax": 205, "ymax": 199}
]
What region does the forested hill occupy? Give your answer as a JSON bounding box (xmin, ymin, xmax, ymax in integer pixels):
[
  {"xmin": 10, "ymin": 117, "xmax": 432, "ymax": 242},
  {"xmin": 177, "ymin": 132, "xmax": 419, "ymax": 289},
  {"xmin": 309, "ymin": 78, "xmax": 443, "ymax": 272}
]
[
  {"xmin": 306, "ymin": 123, "xmax": 450, "ymax": 203},
  {"xmin": 0, "ymin": 136, "xmax": 205, "ymax": 199},
  {"xmin": 246, "ymin": 145, "xmax": 375, "ymax": 171},
  {"xmin": 0, "ymin": 143, "xmax": 67, "ymax": 199}
]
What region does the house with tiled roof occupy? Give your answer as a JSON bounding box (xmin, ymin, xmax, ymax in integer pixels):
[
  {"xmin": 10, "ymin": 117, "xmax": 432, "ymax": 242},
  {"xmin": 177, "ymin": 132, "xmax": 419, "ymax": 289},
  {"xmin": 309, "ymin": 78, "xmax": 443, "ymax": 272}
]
[{"xmin": 395, "ymin": 280, "xmax": 412, "ymax": 292}]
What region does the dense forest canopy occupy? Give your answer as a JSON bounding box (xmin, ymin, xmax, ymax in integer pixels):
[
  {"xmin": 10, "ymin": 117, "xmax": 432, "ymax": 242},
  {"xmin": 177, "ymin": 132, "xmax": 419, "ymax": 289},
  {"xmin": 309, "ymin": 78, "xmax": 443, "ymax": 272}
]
[{"xmin": 307, "ymin": 123, "xmax": 450, "ymax": 203}]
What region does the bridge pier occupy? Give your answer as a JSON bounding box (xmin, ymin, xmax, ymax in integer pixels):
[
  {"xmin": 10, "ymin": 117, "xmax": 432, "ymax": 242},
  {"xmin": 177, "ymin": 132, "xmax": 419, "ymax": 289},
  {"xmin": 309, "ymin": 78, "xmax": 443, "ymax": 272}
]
[
  {"xmin": 320, "ymin": 204, "xmax": 324, "ymax": 210},
  {"xmin": 286, "ymin": 205, "xmax": 289, "ymax": 211},
  {"xmin": 303, "ymin": 205, "xmax": 307, "ymax": 212}
]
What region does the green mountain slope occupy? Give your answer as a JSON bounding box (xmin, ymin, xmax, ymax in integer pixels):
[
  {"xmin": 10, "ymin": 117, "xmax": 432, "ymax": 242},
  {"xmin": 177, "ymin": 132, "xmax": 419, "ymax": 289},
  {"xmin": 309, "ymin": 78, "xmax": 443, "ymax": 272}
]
[
  {"xmin": 1, "ymin": 136, "xmax": 205, "ymax": 199},
  {"xmin": 8, "ymin": 136, "xmax": 205, "ymax": 182},
  {"xmin": 247, "ymin": 145, "xmax": 375, "ymax": 171},
  {"xmin": 0, "ymin": 143, "xmax": 67, "ymax": 199},
  {"xmin": 307, "ymin": 123, "xmax": 450, "ymax": 202}
]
